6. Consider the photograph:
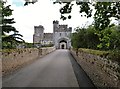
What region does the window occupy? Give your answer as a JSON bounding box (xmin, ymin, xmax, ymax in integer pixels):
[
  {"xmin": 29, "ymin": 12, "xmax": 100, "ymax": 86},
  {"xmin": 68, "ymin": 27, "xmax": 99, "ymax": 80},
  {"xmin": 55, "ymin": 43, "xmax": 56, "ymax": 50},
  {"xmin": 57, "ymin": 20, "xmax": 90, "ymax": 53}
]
[{"xmin": 60, "ymin": 33, "xmax": 61, "ymax": 36}]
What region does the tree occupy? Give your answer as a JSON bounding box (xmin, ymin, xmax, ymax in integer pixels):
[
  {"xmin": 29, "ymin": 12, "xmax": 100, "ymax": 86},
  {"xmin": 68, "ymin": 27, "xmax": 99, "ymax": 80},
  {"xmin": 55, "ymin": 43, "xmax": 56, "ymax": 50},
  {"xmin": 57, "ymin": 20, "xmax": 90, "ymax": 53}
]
[
  {"xmin": 72, "ymin": 25, "xmax": 120, "ymax": 50},
  {"xmin": 1, "ymin": 1, "xmax": 24, "ymax": 49},
  {"xmin": 71, "ymin": 26, "xmax": 100, "ymax": 49},
  {"xmin": 85, "ymin": 26, "xmax": 99, "ymax": 49},
  {"xmin": 94, "ymin": 2, "xmax": 120, "ymax": 30},
  {"xmin": 24, "ymin": 0, "xmax": 120, "ymax": 31},
  {"xmin": 24, "ymin": 0, "xmax": 38, "ymax": 6}
]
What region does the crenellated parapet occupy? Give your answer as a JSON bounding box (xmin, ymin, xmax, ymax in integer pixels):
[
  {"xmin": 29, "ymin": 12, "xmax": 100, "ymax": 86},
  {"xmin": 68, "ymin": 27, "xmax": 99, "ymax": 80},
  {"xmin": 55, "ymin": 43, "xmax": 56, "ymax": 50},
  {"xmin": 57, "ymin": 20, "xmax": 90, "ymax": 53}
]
[
  {"xmin": 53, "ymin": 20, "xmax": 59, "ymax": 24},
  {"xmin": 34, "ymin": 25, "xmax": 44, "ymax": 34},
  {"xmin": 53, "ymin": 20, "xmax": 72, "ymax": 32},
  {"xmin": 34, "ymin": 25, "xmax": 44, "ymax": 28}
]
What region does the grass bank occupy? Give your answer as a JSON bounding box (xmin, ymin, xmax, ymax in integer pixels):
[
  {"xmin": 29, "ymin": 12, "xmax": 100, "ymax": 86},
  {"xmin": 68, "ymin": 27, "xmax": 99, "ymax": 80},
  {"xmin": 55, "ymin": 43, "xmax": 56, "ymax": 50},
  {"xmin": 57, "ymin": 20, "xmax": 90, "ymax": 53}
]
[{"xmin": 78, "ymin": 48, "xmax": 120, "ymax": 65}]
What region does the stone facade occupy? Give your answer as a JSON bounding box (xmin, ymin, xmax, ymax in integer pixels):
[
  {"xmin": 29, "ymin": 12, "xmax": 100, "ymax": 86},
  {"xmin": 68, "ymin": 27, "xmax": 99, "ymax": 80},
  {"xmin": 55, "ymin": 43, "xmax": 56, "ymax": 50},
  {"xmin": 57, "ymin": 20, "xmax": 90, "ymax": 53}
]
[
  {"xmin": 71, "ymin": 49, "xmax": 120, "ymax": 88},
  {"xmin": 33, "ymin": 20, "xmax": 72, "ymax": 49}
]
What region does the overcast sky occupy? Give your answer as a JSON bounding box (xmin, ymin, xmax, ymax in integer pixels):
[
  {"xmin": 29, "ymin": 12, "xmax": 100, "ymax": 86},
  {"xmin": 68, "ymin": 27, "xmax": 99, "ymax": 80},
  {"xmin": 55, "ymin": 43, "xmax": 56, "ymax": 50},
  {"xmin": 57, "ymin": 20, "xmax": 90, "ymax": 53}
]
[{"xmin": 6, "ymin": 0, "xmax": 95, "ymax": 43}]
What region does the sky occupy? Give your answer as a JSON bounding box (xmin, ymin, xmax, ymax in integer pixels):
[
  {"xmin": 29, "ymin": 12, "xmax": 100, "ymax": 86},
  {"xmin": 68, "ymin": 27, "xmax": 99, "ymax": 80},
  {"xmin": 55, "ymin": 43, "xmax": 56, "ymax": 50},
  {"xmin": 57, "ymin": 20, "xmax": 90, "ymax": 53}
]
[{"xmin": 6, "ymin": 0, "xmax": 95, "ymax": 43}]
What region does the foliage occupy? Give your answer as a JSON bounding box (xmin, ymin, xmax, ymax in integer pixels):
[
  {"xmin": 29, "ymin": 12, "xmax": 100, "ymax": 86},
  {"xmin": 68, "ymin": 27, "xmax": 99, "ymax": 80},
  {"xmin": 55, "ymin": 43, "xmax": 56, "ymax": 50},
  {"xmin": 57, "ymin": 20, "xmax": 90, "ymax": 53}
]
[
  {"xmin": 78, "ymin": 48, "xmax": 120, "ymax": 64},
  {"xmin": 109, "ymin": 27, "xmax": 120, "ymax": 50},
  {"xmin": 108, "ymin": 50, "xmax": 120, "ymax": 65},
  {"xmin": 96, "ymin": 26, "xmax": 120, "ymax": 50},
  {"xmin": 71, "ymin": 26, "xmax": 100, "ymax": 49},
  {"xmin": 71, "ymin": 33, "xmax": 79, "ymax": 49},
  {"xmin": 71, "ymin": 26, "xmax": 120, "ymax": 50},
  {"xmin": 25, "ymin": 43, "xmax": 34, "ymax": 48},
  {"xmin": 1, "ymin": 1, "xmax": 24, "ymax": 49},
  {"xmin": 24, "ymin": 0, "xmax": 37, "ymax": 6},
  {"xmin": 53, "ymin": 1, "xmax": 120, "ymax": 31},
  {"xmin": 94, "ymin": 2, "xmax": 120, "ymax": 30},
  {"xmin": 41, "ymin": 44, "xmax": 54, "ymax": 47},
  {"xmin": 24, "ymin": 0, "xmax": 120, "ymax": 30},
  {"xmin": 79, "ymin": 48, "xmax": 109, "ymax": 57}
]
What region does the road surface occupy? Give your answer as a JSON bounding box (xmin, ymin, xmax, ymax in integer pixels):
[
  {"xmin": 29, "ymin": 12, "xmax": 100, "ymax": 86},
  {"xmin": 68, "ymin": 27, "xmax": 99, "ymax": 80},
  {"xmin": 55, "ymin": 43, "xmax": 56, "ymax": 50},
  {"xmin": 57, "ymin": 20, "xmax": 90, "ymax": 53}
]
[
  {"xmin": 3, "ymin": 49, "xmax": 96, "ymax": 88},
  {"xmin": 3, "ymin": 49, "xmax": 79, "ymax": 87}
]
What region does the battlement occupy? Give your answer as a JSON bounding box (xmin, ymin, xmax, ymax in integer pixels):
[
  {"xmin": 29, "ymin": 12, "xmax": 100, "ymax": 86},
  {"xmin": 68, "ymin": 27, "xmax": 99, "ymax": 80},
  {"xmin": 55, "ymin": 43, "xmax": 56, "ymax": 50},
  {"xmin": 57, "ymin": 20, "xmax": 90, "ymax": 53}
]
[
  {"xmin": 34, "ymin": 25, "xmax": 44, "ymax": 35},
  {"xmin": 34, "ymin": 25, "xmax": 44, "ymax": 29},
  {"xmin": 53, "ymin": 20, "xmax": 59, "ymax": 24},
  {"xmin": 59, "ymin": 25, "xmax": 68, "ymax": 29}
]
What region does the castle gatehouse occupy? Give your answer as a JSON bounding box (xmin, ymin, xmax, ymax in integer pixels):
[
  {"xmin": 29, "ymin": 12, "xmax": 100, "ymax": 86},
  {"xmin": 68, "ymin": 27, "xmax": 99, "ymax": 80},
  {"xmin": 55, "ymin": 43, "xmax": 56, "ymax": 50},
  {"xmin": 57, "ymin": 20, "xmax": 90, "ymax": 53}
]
[{"xmin": 33, "ymin": 20, "xmax": 72, "ymax": 49}]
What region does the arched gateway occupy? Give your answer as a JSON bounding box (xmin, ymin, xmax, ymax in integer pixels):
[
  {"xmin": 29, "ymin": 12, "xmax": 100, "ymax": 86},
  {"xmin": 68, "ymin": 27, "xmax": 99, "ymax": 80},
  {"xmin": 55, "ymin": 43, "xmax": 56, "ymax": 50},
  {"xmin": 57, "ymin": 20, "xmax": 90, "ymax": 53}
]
[
  {"xmin": 57, "ymin": 38, "xmax": 70, "ymax": 49},
  {"xmin": 59, "ymin": 40, "xmax": 67, "ymax": 49}
]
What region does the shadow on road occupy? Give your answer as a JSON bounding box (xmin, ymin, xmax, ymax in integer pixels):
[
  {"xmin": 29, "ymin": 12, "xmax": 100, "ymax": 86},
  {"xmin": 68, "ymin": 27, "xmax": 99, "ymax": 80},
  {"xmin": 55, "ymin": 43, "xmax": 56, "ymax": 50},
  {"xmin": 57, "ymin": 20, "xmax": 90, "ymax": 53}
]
[{"xmin": 69, "ymin": 51, "xmax": 97, "ymax": 88}]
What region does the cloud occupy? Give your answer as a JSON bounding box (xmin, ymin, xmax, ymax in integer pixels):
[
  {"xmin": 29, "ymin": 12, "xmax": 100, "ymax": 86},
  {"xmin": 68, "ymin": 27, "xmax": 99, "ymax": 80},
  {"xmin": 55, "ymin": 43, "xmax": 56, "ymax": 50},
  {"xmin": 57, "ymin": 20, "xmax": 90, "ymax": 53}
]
[{"xmin": 7, "ymin": 0, "xmax": 94, "ymax": 43}]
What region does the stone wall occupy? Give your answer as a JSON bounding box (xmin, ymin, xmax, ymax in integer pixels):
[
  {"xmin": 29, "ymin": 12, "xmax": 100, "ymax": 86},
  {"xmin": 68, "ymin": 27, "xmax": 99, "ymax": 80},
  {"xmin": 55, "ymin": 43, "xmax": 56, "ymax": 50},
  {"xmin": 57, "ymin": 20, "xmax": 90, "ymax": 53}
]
[
  {"xmin": 0, "ymin": 51, "xmax": 2, "ymax": 89},
  {"xmin": 71, "ymin": 49, "xmax": 120, "ymax": 88},
  {"xmin": 2, "ymin": 47, "xmax": 55, "ymax": 76}
]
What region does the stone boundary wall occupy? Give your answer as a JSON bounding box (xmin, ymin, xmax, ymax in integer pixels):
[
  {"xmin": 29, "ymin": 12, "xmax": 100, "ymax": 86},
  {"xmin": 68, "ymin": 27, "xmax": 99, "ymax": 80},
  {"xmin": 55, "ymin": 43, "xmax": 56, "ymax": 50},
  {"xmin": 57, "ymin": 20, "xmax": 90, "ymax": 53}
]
[
  {"xmin": 71, "ymin": 49, "xmax": 120, "ymax": 88},
  {"xmin": 2, "ymin": 47, "xmax": 55, "ymax": 76},
  {"xmin": 0, "ymin": 51, "xmax": 2, "ymax": 89}
]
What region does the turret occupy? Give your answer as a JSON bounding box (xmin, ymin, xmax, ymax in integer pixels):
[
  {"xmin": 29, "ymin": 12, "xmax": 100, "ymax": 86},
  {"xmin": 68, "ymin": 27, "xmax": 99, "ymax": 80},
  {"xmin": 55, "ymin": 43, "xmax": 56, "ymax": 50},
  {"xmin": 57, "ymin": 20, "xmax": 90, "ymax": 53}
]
[
  {"xmin": 53, "ymin": 20, "xmax": 59, "ymax": 24},
  {"xmin": 33, "ymin": 25, "xmax": 44, "ymax": 44},
  {"xmin": 34, "ymin": 25, "xmax": 44, "ymax": 35},
  {"xmin": 53, "ymin": 20, "xmax": 59, "ymax": 32}
]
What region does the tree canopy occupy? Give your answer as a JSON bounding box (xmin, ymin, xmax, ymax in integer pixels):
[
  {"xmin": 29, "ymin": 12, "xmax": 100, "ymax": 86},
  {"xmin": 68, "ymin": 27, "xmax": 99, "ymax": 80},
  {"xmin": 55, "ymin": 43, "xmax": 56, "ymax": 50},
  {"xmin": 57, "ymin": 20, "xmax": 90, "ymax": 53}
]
[
  {"xmin": 1, "ymin": 1, "xmax": 25, "ymax": 49},
  {"xmin": 24, "ymin": 0, "xmax": 120, "ymax": 30},
  {"xmin": 71, "ymin": 26, "xmax": 120, "ymax": 50}
]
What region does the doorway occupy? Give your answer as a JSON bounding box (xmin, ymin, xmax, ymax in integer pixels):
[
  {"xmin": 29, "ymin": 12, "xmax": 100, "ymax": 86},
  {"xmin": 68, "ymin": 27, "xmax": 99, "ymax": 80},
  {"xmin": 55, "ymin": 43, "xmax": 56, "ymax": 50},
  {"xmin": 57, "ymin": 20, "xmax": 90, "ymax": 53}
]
[
  {"xmin": 61, "ymin": 44, "xmax": 65, "ymax": 49},
  {"xmin": 59, "ymin": 40, "xmax": 67, "ymax": 49}
]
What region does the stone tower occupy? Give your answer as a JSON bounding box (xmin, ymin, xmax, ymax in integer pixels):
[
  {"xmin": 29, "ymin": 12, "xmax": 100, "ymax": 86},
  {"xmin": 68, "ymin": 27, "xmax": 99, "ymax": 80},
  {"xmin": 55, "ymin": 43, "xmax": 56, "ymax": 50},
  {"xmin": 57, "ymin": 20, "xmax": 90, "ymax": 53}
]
[
  {"xmin": 33, "ymin": 25, "xmax": 44, "ymax": 47},
  {"xmin": 53, "ymin": 20, "xmax": 72, "ymax": 49},
  {"xmin": 53, "ymin": 20, "xmax": 59, "ymax": 33}
]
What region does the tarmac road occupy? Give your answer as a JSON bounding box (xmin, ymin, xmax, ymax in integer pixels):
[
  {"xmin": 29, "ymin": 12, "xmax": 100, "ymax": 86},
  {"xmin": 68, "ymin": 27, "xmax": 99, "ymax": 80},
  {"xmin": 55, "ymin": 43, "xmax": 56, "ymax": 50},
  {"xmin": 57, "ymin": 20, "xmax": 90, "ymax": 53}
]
[{"xmin": 3, "ymin": 49, "xmax": 79, "ymax": 87}]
